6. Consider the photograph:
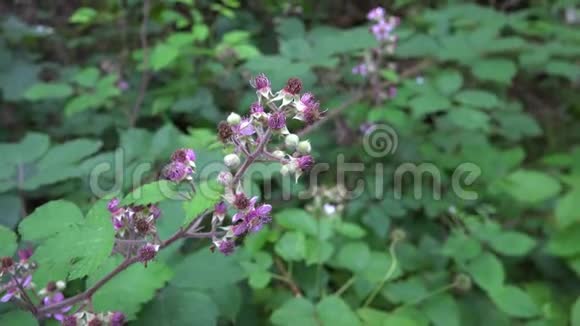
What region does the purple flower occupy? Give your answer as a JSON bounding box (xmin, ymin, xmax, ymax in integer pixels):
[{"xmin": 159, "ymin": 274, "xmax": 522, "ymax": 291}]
[
  {"xmin": 268, "ymin": 111, "xmax": 286, "ymax": 130},
  {"xmin": 149, "ymin": 204, "xmax": 161, "ymax": 219},
  {"xmin": 367, "ymin": 7, "xmax": 385, "ymax": 21},
  {"xmin": 371, "ymin": 19, "xmax": 397, "ymax": 41},
  {"xmin": 214, "ymin": 202, "xmax": 227, "ymax": 216},
  {"xmin": 138, "ymin": 244, "xmax": 159, "ymax": 264},
  {"xmin": 388, "ymin": 86, "xmax": 397, "ymax": 98},
  {"xmin": 110, "ymin": 312, "xmax": 125, "ymax": 326},
  {"xmin": 43, "ymin": 292, "xmax": 71, "ymax": 321},
  {"xmin": 302, "ymin": 104, "xmax": 321, "ymax": 125},
  {"xmin": 299, "ymin": 93, "xmax": 317, "ymax": 108},
  {"xmin": 250, "ymin": 102, "xmax": 264, "ymax": 115},
  {"xmin": 162, "ymin": 161, "xmax": 192, "ymax": 182},
  {"xmin": 352, "ymin": 63, "xmax": 368, "ymax": 76},
  {"xmin": 107, "ymin": 198, "xmax": 120, "ymax": 213},
  {"xmin": 297, "ymin": 155, "xmax": 315, "ymax": 171},
  {"xmin": 171, "ymin": 148, "xmax": 196, "ymax": 164},
  {"xmin": 232, "ymin": 221, "xmax": 248, "ymax": 236},
  {"xmin": 18, "ymin": 248, "xmax": 34, "ymax": 261},
  {"xmin": 283, "ymin": 77, "xmax": 302, "ymax": 95},
  {"xmin": 1, "ymin": 275, "xmax": 32, "ymax": 303},
  {"xmin": 250, "ymin": 73, "xmax": 271, "ymax": 91},
  {"xmin": 231, "ymin": 118, "xmax": 255, "ymax": 136},
  {"xmin": 218, "ymin": 121, "xmax": 234, "ymax": 142},
  {"xmin": 246, "ymin": 204, "xmax": 272, "ymax": 233},
  {"xmin": 218, "ymin": 240, "xmax": 235, "ymax": 255},
  {"xmin": 117, "ymin": 80, "xmax": 129, "ymax": 91},
  {"xmin": 217, "ymin": 171, "xmax": 233, "ymax": 186},
  {"xmin": 233, "ymin": 193, "xmax": 250, "ymax": 210}
]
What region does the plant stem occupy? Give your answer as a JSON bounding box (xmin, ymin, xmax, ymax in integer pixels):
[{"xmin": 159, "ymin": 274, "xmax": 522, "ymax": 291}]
[
  {"xmin": 363, "ymin": 239, "xmax": 400, "ymax": 308},
  {"xmin": 334, "ymin": 275, "xmax": 356, "ymax": 297}
]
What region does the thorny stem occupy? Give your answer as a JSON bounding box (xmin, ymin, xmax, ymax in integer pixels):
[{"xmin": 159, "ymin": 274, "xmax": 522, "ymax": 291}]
[
  {"xmin": 11, "ymin": 274, "xmax": 37, "ymax": 314},
  {"xmin": 36, "ymin": 210, "xmax": 213, "ymax": 317},
  {"xmin": 231, "ymin": 129, "xmax": 272, "ymax": 186}
]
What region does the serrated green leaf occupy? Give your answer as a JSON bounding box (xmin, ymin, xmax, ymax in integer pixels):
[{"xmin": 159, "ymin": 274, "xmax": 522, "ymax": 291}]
[
  {"xmin": 501, "ymin": 170, "xmax": 561, "ymax": 203},
  {"xmin": 0, "ymin": 310, "xmax": 37, "ymax": 326},
  {"xmin": 546, "ymin": 224, "xmax": 580, "ymax": 257},
  {"xmin": 0, "ymin": 225, "xmax": 17, "ymax": 256},
  {"xmin": 271, "ymin": 297, "xmax": 317, "ymax": 326},
  {"xmin": 182, "ymin": 180, "xmax": 223, "ymax": 226},
  {"xmin": 454, "ymin": 90, "xmax": 499, "ymax": 109},
  {"xmin": 37, "ymin": 139, "xmax": 102, "ymax": 169},
  {"xmin": 317, "ymin": 296, "xmax": 361, "ymax": 326},
  {"xmin": 435, "ymin": 70, "xmax": 463, "ymax": 95},
  {"xmin": 409, "ymin": 93, "xmax": 451, "ymax": 118},
  {"xmin": 472, "ymin": 59, "xmax": 517, "ymax": 84},
  {"xmin": 486, "ymin": 231, "xmax": 536, "ymax": 256},
  {"xmin": 0, "ymin": 132, "xmax": 50, "ymax": 166},
  {"xmin": 151, "ymin": 43, "xmax": 179, "ymax": 71},
  {"xmin": 335, "ymin": 222, "xmax": 366, "ymax": 239},
  {"xmin": 24, "ymin": 82, "xmax": 72, "ymax": 100},
  {"xmin": 19, "ymin": 200, "xmax": 84, "ymax": 241},
  {"xmin": 122, "ymin": 180, "xmax": 179, "ymax": 206},
  {"xmin": 89, "ymin": 257, "xmax": 173, "ymax": 320},
  {"xmin": 556, "ymin": 190, "xmax": 580, "ymax": 228},
  {"xmin": 69, "ymin": 7, "xmax": 97, "ymax": 24},
  {"xmin": 422, "ymin": 294, "xmax": 460, "ymax": 326},
  {"xmin": 336, "ymin": 241, "xmax": 371, "ymax": 272},
  {"xmin": 305, "ymin": 239, "xmax": 333, "ymax": 265},
  {"xmin": 275, "ymin": 231, "xmax": 306, "ymax": 261},
  {"xmin": 275, "ymin": 209, "xmax": 318, "ymax": 236},
  {"xmin": 572, "ymin": 296, "xmax": 580, "ymax": 326},
  {"xmin": 171, "ymin": 248, "xmax": 244, "ymax": 290}
]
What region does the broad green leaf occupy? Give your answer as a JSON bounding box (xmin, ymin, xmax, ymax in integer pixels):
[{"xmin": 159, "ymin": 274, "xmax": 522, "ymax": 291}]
[
  {"xmin": 317, "ymin": 296, "xmax": 361, "ymax": 326},
  {"xmin": 275, "ymin": 231, "xmax": 306, "ymax": 261},
  {"xmin": 501, "ymin": 170, "xmax": 561, "ymax": 203},
  {"xmin": 335, "ymin": 222, "xmax": 366, "ymax": 239},
  {"xmin": 489, "ymin": 285, "xmax": 540, "ymax": 318},
  {"xmin": 357, "ymin": 308, "xmax": 391, "ymax": 326},
  {"xmin": 305, "ymin": 239, "xmax": 334, "ymax": 265},
  {"xmin": 24, "ymin": 82, "xmax": 73, "ymax": 100},
  {"xmin": 409, "ymin": 93, "xmax": 451, "ymax": 118},
  {"xmin": 422, "ymin": 294, "xmax": 460, "ymax": 326},
  {"xmin": 447, "ymin": 108, "xmax": 490, "ymax": 131},
  {"xmin": 442, "ymin": 232, "xmax": 482, "ymax": 262},
  {"xmin": 208, "ymin": 284, "xmax": 242, "ymax": 322},
  {"xmin": 556, "ymin": 190, "xmax": 580, "ymax": 228},
  {"xmin": 383, "ymin": 277, "xmax": 428, "ymax": 304},
  {"xmin": 0, "ymin": 311, "xmax": 37, "ymax": 326},
  {"xmin": 546, "ymin": 224, "xmax": 580, "ymax": 257},
  {"xmin": 454, "ymin": 90, "xmax": 499, "ymax": 109},
  {"xmin": 171, "ymin": 248, "xmax": 244, "ymax": 290},
  {"xmin": 435, "ymin": 70, "xmax": 463, "ymax": 95},
  {"xmin": 122, "ymin": 180, "xmax": 179, "ymax": 206},
  {"xmin": 362, "ymin": 251, "xmax": 402, "ymax": 283},
  {"xmin": 466, "ymin": 252, "xmax": 505, "ymax": 292},
  {"xmin": 0, "ymin": 195, "xmax": 22, "ymax": 228},
  {"xmin": 69, "ymin": 7, "xmax": 97, "ymax": 24},
  {"xmin": 89, "ymin": 257, "xmax": 173, "ymax": 320},
  {"xmin": 151, "ymin": 43, "xmax": 179, "ymax": 71},
  {"xmin": 471, "ymin": 59, "xmax": 517, "ymax": 84},
  {"xmin": 336, "ymin": 241, "xmax": 371, "ymax": 272},
  {"xmin": 0, "ymin": 132, "xmax": 50, "ymax": 165},
  {"xmin": 37, "ymin": 139, "xmax": 102, "ymax": 169},
  {"xmin": 33, "ymin": 222, "xmax": 114, "ymax": 283},
  {"xmin": 139, "ymin": 286, "xmax": 218, "ymax": 326},
  {"xmin": 19, "ymin": 200, "xmax": 83, "ymax": 241},
  {"xmin": 73, "ymin": 67, "xmax": 100, "ymax": 87},
  {"xmin": 275, "ymin": 209, "xmax": 318, "ymax": 236},
  {"xmin": 486, "ymin": 231, "xmax": 536, "ymax": 256},
  {"xmin": 182, "ymin": 180, "xmax": 223, "ymax": 226},
  {"xmin": 271, "ymin": 297, "xmax": 317, "ymax": 326},
  {"xmin": 0, "ymin": 225, "xmax": 17, "ymax": 256}
]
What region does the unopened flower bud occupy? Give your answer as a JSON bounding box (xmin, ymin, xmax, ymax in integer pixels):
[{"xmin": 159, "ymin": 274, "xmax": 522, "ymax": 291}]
[
  {"xmin": 284, "ymin": 77, "xmax": 302, "ymax": 95},
  {"xmin": 217, "ymin": 171, "xmax": 233, "ymax": 185},
  {"xmin": 1, "ymin": 256, "xmax": 14, "ymax": 269},
  {"xmin": 233, "ymin": 193, "xmax": 250, "ymax": 210},
  {"xmin": 391, "ymin": 228, "xmax": 406, "ymax": 242},
  {"xmin": 138, "ymin": 244, "xmax": 159, "ymax": 264},
  {"xmin": 454, "ymin": 273, "xmax": 472, "ymax": 291},
  {"xmin": 227, "ymin": 113, "xmax": 241, "ymax": 125},
  {"xmin": 56, "ymin": 280, "xmax": 66, "ymax": 290},
  {"xmin": 62, "ymin": 315, "xmax": 78, "ymax": 326},
  {"xmin": 218, "ymin": 240, "xmax": 235, "ymax": 255},
  {"xmin": 224, "ymin": 154, "xmax": 241, "ymax": 169},
  {"xmin": 285, "ymin": 134, "xmax": 299, "ymax": 149},
  {"xmin": 268, "ymin": 111, "xmax": 286, "ymax": 130},
  {"xmin": 272, "ymin": 150, "xmax": 285, "ymax": 159},
  {"xmin": 107, "ymin": 198, "xmax": 120, "ymax": 213},
  {"xmin": 110, "ymin": 312, "xmax": 125, "ymax": 326},
  {"xmin": 88, "ymin": 318, "xmax": 102, "ymax": 326},
  {"xmin": 297, "ymin": 140, "xmax": 311, "ymax": 154},
  {"xmin": 217, "ymin": 121, "xmax": 233, "ymax": 143}
]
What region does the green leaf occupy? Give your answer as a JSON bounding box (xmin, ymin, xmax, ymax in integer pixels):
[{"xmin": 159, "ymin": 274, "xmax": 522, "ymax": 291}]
[
  {"xmin": 501, "ymin": 170, "xmax": 561, "ymax": 203},
  {"xmin": 182, "ymin": 180, "xmax": 223, "ymax": 226},
  {"xmin": 466, "ymin": 252, "xmax": 505, "ymax": 292},
  {"xmin": 442, "ymin": 232, "xmax": 482, "ymax": 262},
  {"xmin": 486, "ymin": 231, "xmax": 536, "ymax": 256},
  {"xmin": 73, "ymin": 67, "xmax": 100, "ymax": 87},
  {"xmin": 19, "ymin": 200, "xmax": 83, "ymax": 241},
  {"xmin": 122, "ymin": 180, "xmax": 179, "ymax": 206},
  {"xmin": 447, "ymin": 108, "xmax": 490, "ymax": 131},
  {"xmin": 275, "ymin": 209, "xmax": 318, "ymax": 236},
  {"xmin": 37, "ymin": 139, "xmax": 102, "ymax": 169},
  {"xmin": 409, "ymin": 93, "xmax": 452, "ymax": 118},
  {"xmin": 0, "ymin": 132, "xmax": 50, "ymax": 165},
  {"xmin": 362, "ymin": 251, "xmax": 402, "ymax": 283},
  {"xmin": 422, "ymin": 294, "xmax": 460, "ymax": 326},
  {"xmin": 556, "ymin": 190, "xmax": 580, "ymax": 228},
  {"xmin": 336, "ymin": 241, "xmax": 371, "ymax": 272},
  {"xmin": 305, "ymin": 239, "xmax": 334, "ymax": 265},
  {"xmin": 171, "ymin": 248, "xmax": 244, "ymax": 290},
  {"xmin": 271, "ymin": 297, "xmax": 317, "ymax": 326},
  {"xmin": 24, "ymin": 82, "xmax": 73, "ymax": 100},
  {"xmin": 69, "ymin": 7, "xmax": 97, "ymax": 24},
  {"xmin": 33, "ymin": 222, "xmax": 114, "ymax": 283},
  {"xmin": 275, "ymin": 231, "xmax": 306, "ymax": 261},
  {"xmin": 89, "ymin": 258, "xmax": 173, "ymax": 320},
  {"xmin": 454, "ymin": 90, "xmax": 499, "ymax": 109},
  {"xmin": 383, "ymin": 277, "xmax": 428, "ymax": 304},
  {"xmin": 471, "ymin": 59, "xmax": 517, "ymax": 84},
  {"xmin": 0, "ymin": 310, "xmax": 37, "ymax": 326},
  {"xmin": 317, "ymin": 296, "xmax": 361, "ymax": 326},
  {"xmin": 139, "ymin": 286, "xmax": 219, "ymax": 326},
  {"xmin": 0, "ymin": 225, "xmax": 17, "ymax": 256},
  {"xmin": 489, "ymin": 285, "xmax": 540, "ymax": 318},
  {"xmin": 335, "ymin": 222, "xmax": 366, "ymax": 239},
  {"xmin": 435, "ymin": 70, "xmax": 463, "ymax": 95},
  {"xmin": 546, "ymin": 224, "xmax": 580, "ymax": 257},
  {"xmin": 572, "ymin": 296, "xmax": 580, "ymax": 326},
  {"xmin": 151, "ymin": 43, "xmax": 179, "ymax": 71}
]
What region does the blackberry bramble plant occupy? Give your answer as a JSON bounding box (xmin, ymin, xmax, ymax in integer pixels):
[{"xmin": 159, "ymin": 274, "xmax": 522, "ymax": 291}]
[{"xmin": 0, "ymin": 74, "xmax": 321, "ymax": 324}]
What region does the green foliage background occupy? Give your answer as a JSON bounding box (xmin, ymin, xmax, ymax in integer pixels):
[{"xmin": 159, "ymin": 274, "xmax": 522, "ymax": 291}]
[{"xmin": 1, "ymin": 0, "xmax": 580, "ymax": 325}]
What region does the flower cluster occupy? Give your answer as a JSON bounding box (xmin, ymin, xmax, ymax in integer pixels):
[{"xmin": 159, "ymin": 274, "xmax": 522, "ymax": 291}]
[
  {"xmin": 61, "ymin": 311, "xmax": 125, "ymax": 326},
  {"xmin": 210, "ymin": 74, "xmax": 321, "ymax": 255},
  {"xmin": 162, "ymin": 148, "xmax": 196, "ymax": 182},
  {"xmin": 1, "ymin": 249, "xmax": 35, "ymax": 303},
  {"xmin": 107, "ymin": 197, "xmax": 162, "ymax": 265},
  {"xmin": 39, "ymin": 281, "xmax": 70, "ymax": 321},
  {"xmin": 352, "ymin": 6, "xmax": 400, "ymax": 78}
]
